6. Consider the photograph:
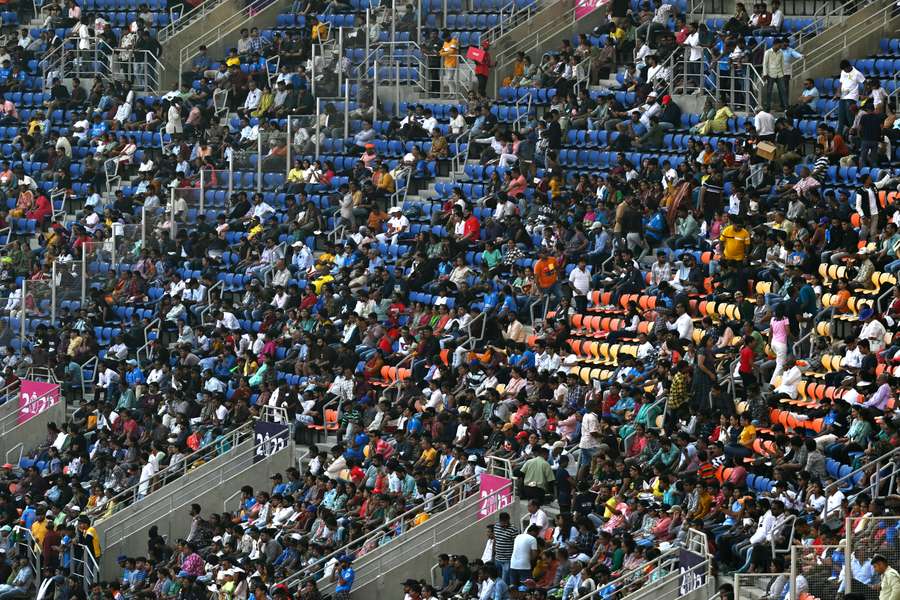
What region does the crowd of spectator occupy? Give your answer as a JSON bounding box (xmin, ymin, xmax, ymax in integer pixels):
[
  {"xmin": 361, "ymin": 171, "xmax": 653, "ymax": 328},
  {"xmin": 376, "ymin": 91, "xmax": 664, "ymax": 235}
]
[{"xmin": 0, "ymin": 0, "xmax": 894, "ymax": 599}]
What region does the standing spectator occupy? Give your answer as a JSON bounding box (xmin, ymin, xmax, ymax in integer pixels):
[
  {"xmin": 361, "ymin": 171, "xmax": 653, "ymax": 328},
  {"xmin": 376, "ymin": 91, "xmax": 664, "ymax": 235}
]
[
  {"xmin": 439, "ymin": 30, "xmax": 459, "ymax": 94},
  {"xmin": 835, "ymin": 59, "xmax": 866, "ymax": 136},
  {"xmin": 474, "ymin": 40, "xmax": 493, "ymax": 97},
  {"xmin": 761, "ymin": 39, "xmax": 785, "ymax": 112},
  {"xmin": 492, "ymin": 512, "xmax": 518, "ymax": 584},
  {"xmin": 509, "ymin": 525, "xmax": 539, "ymax": 587},
  {"xmin": 332, "ymin": 554, "xmax": 355, "ymax": 600}
]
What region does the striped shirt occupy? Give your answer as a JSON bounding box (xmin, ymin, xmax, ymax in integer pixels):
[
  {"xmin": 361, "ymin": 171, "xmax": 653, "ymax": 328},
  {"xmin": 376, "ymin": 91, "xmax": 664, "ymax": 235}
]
[{"xmin": 493, "ymin": 523, "xmax": 519, "ymax": 562}]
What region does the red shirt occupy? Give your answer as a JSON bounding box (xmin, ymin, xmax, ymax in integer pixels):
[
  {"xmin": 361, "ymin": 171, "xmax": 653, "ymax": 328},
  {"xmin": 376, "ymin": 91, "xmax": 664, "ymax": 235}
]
[
  {"xmin": 474, "ymin": 50, "xmax": 492, "ymax": 77},
  {"xmin": 739, "ymin": 345, "xmax": 754, "ymax": 374},
  {"xmin": 462, "ymin": 215, "xmax": 480, "ymax": 241}
]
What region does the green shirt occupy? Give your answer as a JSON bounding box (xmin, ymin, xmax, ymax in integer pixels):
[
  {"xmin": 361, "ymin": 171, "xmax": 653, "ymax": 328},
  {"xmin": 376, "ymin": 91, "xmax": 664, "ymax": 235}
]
[
  {"xmin": 521, "ymin": 455, "xmax": 555, "ymax": 491},
  {"xmin": 482, "ymin": 248, "xmax": 502, "ymax": 269}
]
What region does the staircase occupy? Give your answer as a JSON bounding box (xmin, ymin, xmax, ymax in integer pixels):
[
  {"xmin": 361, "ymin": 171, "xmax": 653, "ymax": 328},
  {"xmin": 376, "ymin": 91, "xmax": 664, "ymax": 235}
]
[
  {"xmin": 96, "ymin": 425, "xmax": 299, "ymax": 573},
  {"xmin": 277, "ymin": 461, "xmax": 518, "ymax": 600},
  {"xmin": 157, "ymin": 0, "xmax": 291, "ymax": 89}
]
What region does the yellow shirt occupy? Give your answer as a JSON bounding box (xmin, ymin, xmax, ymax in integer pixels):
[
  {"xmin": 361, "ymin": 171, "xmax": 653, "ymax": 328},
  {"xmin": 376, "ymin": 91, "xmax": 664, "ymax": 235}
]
[
  {"xmin": 719, "ymin": 225, "xmax": 750, "ymax": 261},
  {"xmin": 738, "ymin": 424, "xmax": 756, "ymax": 446},
  {"xmin": 419, "ymin": 447, "xmax": 438, "ymax": 467},
  {"xmin": 312, "ymin": 22, "xmax": 329, "ymax": 41},
  {"xmin": 440, "ymin": 38, "xmax": 459, "ymax": 68},
  {"xmin": 31, "ymin": 519, "xmax": 48, "ymax": 547},
  {"xmin": 225, "ymin": 56, "xmax": 240, "ymax": 67},
  {"xmin": 603, "ymin": 495, "xmax": 617, "ymax": 519}
]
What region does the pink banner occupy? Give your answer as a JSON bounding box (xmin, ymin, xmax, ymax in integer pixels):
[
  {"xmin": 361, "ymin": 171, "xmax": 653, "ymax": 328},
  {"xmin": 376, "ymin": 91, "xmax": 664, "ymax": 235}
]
[
  {"xmin": 18, "ymin": 380, "xmax": 61, "ymax": 425},
  {"xmin": 478, "ymin": 473, "xmax": 513, "ymax": 520},
  {"xmin": 575, "ymin": 0, "xmax": 609, "ymax": 20}
]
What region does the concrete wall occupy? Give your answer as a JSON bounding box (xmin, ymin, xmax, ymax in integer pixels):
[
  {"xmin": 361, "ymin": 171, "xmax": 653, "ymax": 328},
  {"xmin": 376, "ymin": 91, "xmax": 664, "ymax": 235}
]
[
  {"xmin": 98, "ymin": 439, "xmax": 295, "ymax": 573},
  {"xmin": 93, "ymin": 429, "xmax": 250, "ymax": 542},
  {"xmin": 0, "ymin": 399, "xmax": 66, "ymax": 461},
  {"xmin": 345, "ymin": 498, "xmax": 527, "ymax": 600}
]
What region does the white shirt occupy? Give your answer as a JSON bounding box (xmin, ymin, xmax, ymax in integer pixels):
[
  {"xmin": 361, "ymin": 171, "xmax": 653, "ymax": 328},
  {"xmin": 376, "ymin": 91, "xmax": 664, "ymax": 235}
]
[
  {"xmin": 421, "ymin": 116, "xmax": 438, "ymax": 133},
  {"xmin": 870, "ymin": 87, "xmax": 888, "ymax": 110},
  {"xmin": 771, "ymin": 9, "xmax": 784, "ymax": 28},
  {"xmin": 822, "ymin": 489, "xmax": 844, "ymax": 520},
  {"xmin": 449, "ymin": 114, "xmax": 466, "ymax": 134},
  {"xmin": 749, "ymin": 510, "xmax": 779, "ymax": 545},
  {"xmin": 754, "ymin": 111, "xmax": 775, "ymax": 136},
  {"xmin": 860, "ymin": 319, "xmax": 887, "ymax": 352},
  {"xmin": 510, "ymin": 533, "xmax": 537, "ymax": 569},
  {"xmin": 217, "ymin": 311, "xmax": 241, "ymax": 330},
  {"xmin": 535, "ymin": 351, "xmax": 561, "ymax": 373},
  {"xmin": 244, "ymin": 88, "xmax": 262, "ymax": 110},
  {"xmin": 670, "ymin": 312, "xmax": 694, "ymax": 340},
  {"xmin": 579, "ymin": 412, "xmax": 601, "ymax": 449},
  {"xmin": 685, "ymin": 32, "xmax": 703, "ymax": 61},
  {"xmin": 250, "ymin": 202, "xmax": 276, "ymax": 220},
  {"xmin": 529, "ymin": 509, "xmax": 548, "ymax": 532},
  {"xmin": 386, "ymin": 214, "xmax": 409, "ymax": 235},
  {"xmin": 240, "ymin": 125, "xmax": 259, "ymax": 142},
  {"xmin": 640, "ymin": 101, "xmax": 661, "ymax": 128},
  {"xmin": 568, "ymin": 266, "xmax": 590, "ymax": 296},
  {"xmin": 839, "ymin": 68, "xmax": 866, "ymax": 101},
  {"xmin": 775, "ymin": 365, "xmax": 802, "ymax": 399}
]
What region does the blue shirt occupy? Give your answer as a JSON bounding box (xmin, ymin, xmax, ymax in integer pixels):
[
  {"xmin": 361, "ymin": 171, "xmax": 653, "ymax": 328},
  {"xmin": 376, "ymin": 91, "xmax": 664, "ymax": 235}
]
[
  {"xmin": 335, "ymin": 566, "xmax": 355, "ymax": 593},
  {"xmin": 125, "ymin": 367, "xmax": 145, "ymax": 386}
]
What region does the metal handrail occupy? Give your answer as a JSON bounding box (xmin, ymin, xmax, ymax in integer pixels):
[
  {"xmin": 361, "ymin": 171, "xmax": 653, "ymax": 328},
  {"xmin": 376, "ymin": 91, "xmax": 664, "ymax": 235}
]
[
  {"xmin": 0, "ymin": 385, "xmax": 59, "ymax": 436},
  {"xmin": 326, "ymin": 480, "xmax": 515, "ymax": 594},
  {"xmin": 13, "ymin": 525, "xmax": 40, "ymax": 592},
  {"xmin": 513, "ymin": 92, "xmax": 533, "ymax": 133},
  {"xmin": 100, "ymin": 428, "xmax": 293, "ymax": 550},
  {"xmin": 491, "ymin": 7, "xmax": 577, "ymax": 96},
  {"xmin": 79, "ymin": 355, "xmax": 98, "ymax": 399},
  {"xmin": 178, "ymin": 0, "xmax": 284, "ymax": 77},
  {"xmin": 277, "ymin": 468, "xmax": 482, "ymax": 589},
  {"xmin": 572, "ymin": 55, "xmax": 592, "ymax": 96},
  {"xmin": 450, "ymin": 129, "xmax": 473, "ymax": 181},
  {"xmin": 791, "ymin": 0, "xmax": 893, "ymax": 78},
  {"xmin": 89, "ymin": 420, "xmax": 257, "ymax": 522},
  {"xmin": 481, "ymin": 0, "xmax": 531, "ymax": 44},
  {"xmin": 158, "ymin": 0, "xmax": 228, "ymax": 44},
  {"xmin": 825, "ymin": 444, "xmax": 900, "ymax": 495},
  {"xmin": 199, "ymin": 279, "xmax": 224, "ymax": 325}
]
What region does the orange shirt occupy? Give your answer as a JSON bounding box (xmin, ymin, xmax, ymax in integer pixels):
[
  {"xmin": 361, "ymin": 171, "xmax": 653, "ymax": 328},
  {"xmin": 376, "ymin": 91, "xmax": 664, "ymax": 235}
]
[
  {"xmin": 534, "ymin": 257, "xmax": 559, "ymax": 289},
  {"xmin": 834, "ymin": 289, "xmax": 851, "ymax": 313}
]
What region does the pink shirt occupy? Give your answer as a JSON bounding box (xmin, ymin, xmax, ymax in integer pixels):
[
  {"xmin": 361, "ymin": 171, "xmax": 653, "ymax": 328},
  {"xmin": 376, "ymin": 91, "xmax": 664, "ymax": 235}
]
[{"xmin": 771, "ymin": 317, "xmax": 789, "ymax": 345}]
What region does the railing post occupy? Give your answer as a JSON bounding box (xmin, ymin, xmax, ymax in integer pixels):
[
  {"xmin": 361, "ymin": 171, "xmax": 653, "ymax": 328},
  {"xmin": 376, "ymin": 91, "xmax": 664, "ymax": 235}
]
[
  {"xmin": 111, "ymin": 223, "xmax": 118, "ymax": 269},
  {"xmin": 256, "ymin": 129, "xmax": 262, "ymax": 194},
  {"xmin": 286, "ymin": 116, "xmax": 292, "ymax": 177},
  {"xmin": 844, "ymin": 521, "xmax": 852, "ymax": 596},
  {"xmin": 338, "ymin": 27, "xmax": 344, "ymax": 92},
  {"xmin": 391, "ymin": 1, "xmax": 396, "ymax": 45},
  {"xmin": 18, "ymin": 280, "xmax": 25, "ymax": 347},
  {"xmin": 227, "ymin": 153, "xmax": 234, "ymax": 198},
  {"xmin": 395, "ymin": 61, "xmax": 401, "ymax": 117},
  {"xmin": 50, "ymin": 262, "xmax": 57, "ymax": 325},
  {"xmin": 80, "ymin": 243, "xmax": 86, "ymax": 306},
  {"xmin": 315, "ymin": 101, "xmax": 321, "ymax": 160},
  {"xmin": 311, "ymin": 44, "xmax": 316, "ymax": 97},
  {"xmin": 344, "ymin": 83, "xmax": 350, "ymax": 140}
]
